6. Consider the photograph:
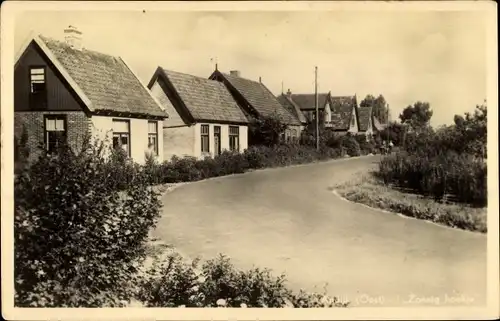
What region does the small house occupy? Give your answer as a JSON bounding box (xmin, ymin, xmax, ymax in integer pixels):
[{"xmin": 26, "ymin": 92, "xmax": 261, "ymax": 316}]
[
  {"xmin": 14, "ymin": 27, "xmax": 167, "ymax": 164},
  {"xmin": 356, "ymin": 106, "xmax": 374, "ymax": 140},
  {"xmin": 209, "ymin": 69, "xmax": 303, "ymax": 143},
  {"xmin": 280, "ymin": 90, "xmax": 360, "ymax": 134},
  {"xmin": 329, "ymin": 95, "xmax": 360, "ymax": 134},
  {"xmin": 148, "ymin": 68, "xmax": 249, "ymax": 160},
  {"xmin": 279, "ymin": 90, "xmax": 333, "ymax": 128}
]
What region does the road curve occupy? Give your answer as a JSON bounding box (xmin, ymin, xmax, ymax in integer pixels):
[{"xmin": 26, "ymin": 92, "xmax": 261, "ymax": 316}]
[{"xmin": 152, "ymin": 156, "xmax": 487, "ymax": 307}]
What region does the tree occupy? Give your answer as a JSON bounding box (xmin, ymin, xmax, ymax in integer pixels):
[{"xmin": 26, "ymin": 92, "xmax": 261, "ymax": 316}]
[
  {"xmin": 399, "ymin": 101, "xmax": 433, "ymax": 132},
  {"xmin": 379, "ymin": 121, "xmax": 405, "ymax": 146},
  {"xmin": 248, "ymin": 114, "xmax": 288, "ymax": 147},
  {"xmin": 360, "ymin": 94, "xmax": 389, "ymax": 123},
  {"xmin": 453, "ymin": 102, "xmax": 487, "ymax": 158}
]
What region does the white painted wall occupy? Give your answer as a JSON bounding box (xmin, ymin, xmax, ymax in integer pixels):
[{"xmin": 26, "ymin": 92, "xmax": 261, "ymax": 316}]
[
  {"xmin": 90, "ymin": 115, "xmax": 163, "ymax": 164},
  {"xmin": 348, "ymin": 106, "xmax": 359, "ymax": 133},
  {"xmin": 194, "ymin": 123, "xmax": 248, "ymax": 159},
  {"xmin": 324, "ymin": 102, "xmax": 332, "ymax": 123},
  {"xmin": 163, "ymin": 125, "xmax": 196, "ymax": 161}
]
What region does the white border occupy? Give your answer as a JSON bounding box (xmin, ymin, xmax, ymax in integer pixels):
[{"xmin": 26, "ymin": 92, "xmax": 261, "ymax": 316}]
[{"xmin": 1, "ymin": 1, "xmax": 498, "ymax": 320}]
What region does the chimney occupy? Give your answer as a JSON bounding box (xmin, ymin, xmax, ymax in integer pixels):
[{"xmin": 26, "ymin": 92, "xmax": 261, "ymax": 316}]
[
  {"xmin": 286, "ymin": 88, "xmax": 292, "ymax": 97},
  {"xmin": 64, "ymin": 25, "xmax": 83, "ymax": 50},
  {"xmin": 229, "ymin": 70, "xmax": 241, "ymax": 77},
  {"xmin": 259, "ymin": 76, "xmax": 262, "ymax": 83}
]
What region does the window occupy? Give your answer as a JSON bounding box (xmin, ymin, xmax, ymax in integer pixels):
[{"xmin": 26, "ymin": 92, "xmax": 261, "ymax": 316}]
[
  {"xmin": 214, "ymin": 126, "xmax": 221, "ymax": 155},
  {"xmin": 292, "ymin": 129, "xmax": 298, "ymax": 143},
  {"xmin": 201, "ymin": 125, "xmax": 210, "ymax": 153},
  {"xmin": 112, "ymin": 119, "xmax": 130, "ymax": 156},
  {"xmin": 45, "ymin": 115, "xmax": 66, "ymax": 153},
  {"xmin": 148, "ymin": 121, "xmax": 158, "ymax": 155},
  {"xmin": 30, "ymin": 67, "xmax": 47, "ymax": 109},
  {"xmin": 229, "ymin": 126, "xmax": 239, "ymax": 151}
]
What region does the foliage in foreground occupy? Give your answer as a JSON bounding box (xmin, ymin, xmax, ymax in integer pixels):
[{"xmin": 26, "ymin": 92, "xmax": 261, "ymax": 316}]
[
  {"xmin": 335, "ymin": 175, "xmax": 487, "ymax": 233},
  {"xmin": 137, "ymin": 253, "xmax": 349, "ymax": 308},
  {"xmin": 15, "ymin": 140, "xmax": 350, "ymax": 307},
  {"xmin": 14, "ymin": 141, "xmax": 162, "ymax": 307}
]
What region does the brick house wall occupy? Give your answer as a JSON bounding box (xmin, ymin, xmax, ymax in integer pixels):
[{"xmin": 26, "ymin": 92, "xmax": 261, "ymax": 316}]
[{"xmin": 14, "ymin": 111, "xmax": 91, "ymax": 162}]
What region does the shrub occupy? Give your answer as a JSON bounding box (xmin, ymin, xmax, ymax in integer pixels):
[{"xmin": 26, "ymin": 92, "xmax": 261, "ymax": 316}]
[
  {"xmin": 14, "ymin": 141, "xmax": 162, "ymax": 307},
  {"xmin": 137, "ymin": 254, "xmax": 349, "ymax": 308},
  {"xmin": 243, "ymin": 145, "xmax": 271, "ymax": 169},
  {"xmin": 340, "ymin": 135, "xmax": 361, "ymax": 157},
  {"xmin": 214, "ymin": 151, "xmax": 250, "ymax": 175},
  {"xmin": 102, "ymin": 146, "xmax": 144, "ymax": 190},
  {"xmin": 143, "ymin": 151, "xmax": 163, "ymax": 185},
  {"xmin": 377, "ymin": 150, "xmax": 487, "ymax": 207},
  {"xmin": 378, "ymin": 104, "xmax": 488, "ymax": 207},
  {"xmin": 248, "ymin": 114, "xmax": 288, "ymax": 147},
  {"xmin": 147, "ymin": 144, "xmax": 344, "ymax": 185},
  {"xmin": 354, "ymin": 135, "xmax": 376, "ymax": 155},
  {"xmin": 14, "ymin": 125, "xmax": 31, "ymax": 174}
]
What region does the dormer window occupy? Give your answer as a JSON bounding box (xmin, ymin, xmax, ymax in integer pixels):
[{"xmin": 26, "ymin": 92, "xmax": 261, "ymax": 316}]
[{"xmin": 30, "ymin": 67, "xmax": 47, "ymax": 109}]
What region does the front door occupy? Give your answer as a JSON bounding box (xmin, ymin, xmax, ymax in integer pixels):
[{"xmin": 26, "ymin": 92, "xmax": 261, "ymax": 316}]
[{"xmin": 214, "ymin": 126, "xmax": 221, "ymax": 156}]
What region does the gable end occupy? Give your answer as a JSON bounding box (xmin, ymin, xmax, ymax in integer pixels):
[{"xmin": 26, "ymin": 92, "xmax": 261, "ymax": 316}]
[{"xmin": 14, "ymin": 40, "xmax": 90, "ymax": 114}]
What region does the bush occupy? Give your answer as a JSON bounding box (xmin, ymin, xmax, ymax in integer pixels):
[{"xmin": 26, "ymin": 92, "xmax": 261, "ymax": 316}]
[
  {"xmin": 248, "ymin": 115, "xmax": 288, "ymax": 147},
  {"xmin": 137, "ymin": 253, "xmax": 349, "ymax": 308},
  {"xmin": 354, "ymin": 135, "xmax": 376, "ymax": 155},
  {"xmin": 377, "ymin": 150, "xmax": 487, "ymax": 207},
  {"xmin": 214, "ymin": 151, "xmax": 250, "ymax": 175},
  {"xmin": 102, "ymin": 146, "xmax": 144, "ymax": 190},
  {"xmin": 243, "ymin": 146, "xmax": 271, "ymax": 169},
  {"xmin": 14, "ymin": 141, "xmax": 162, "ymax": 307},
  {"xmin": 340, "ymin": 135, "xmax": 361, "ymax": 157},
  {"xmin": 378, "ymin": 104, "xmax": 488, "ymax": 207},
  {"xmin": 143, "ymin": 144, "xmax": 344, "ymax": 185},
  {"xmin": 14, "ymin": 125, "xmax": 31, "ymax": 174}
]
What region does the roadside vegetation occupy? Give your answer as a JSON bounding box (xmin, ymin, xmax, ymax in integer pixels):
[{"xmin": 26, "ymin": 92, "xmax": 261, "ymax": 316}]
[
  {"xmin": 335, "ymin": 102, "xmax": 488, "ymax": 233},
  {"xmin": 14, "ymin": 115, "xmax": 362, "ymax": 307}
]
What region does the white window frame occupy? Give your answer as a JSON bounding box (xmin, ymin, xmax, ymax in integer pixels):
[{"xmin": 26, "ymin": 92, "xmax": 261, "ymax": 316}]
[
  {"xmin": 229, "ymin": 126, "xmax": 240, "ymax": 151},
  {"xmin": 148, "ymin": 121, "xmax": 158, "ymax": 155},
  {"xmin": 201, "ymin": 124, "xmax": 210, "ymax": 153},
  {"xmin": 112, "ymin": 119, "xmax": 131, "ymax": 157}
]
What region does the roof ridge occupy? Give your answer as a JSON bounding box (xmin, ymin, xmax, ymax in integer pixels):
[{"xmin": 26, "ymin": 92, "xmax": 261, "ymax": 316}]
[
  {"xmin": 222, "ymin": 72, "xmax": 263, "ymax": 85},
  {"xmin": 162, "ymin": 68, "xmax": 219, "ymax": 83},
  {"xmin": 291, "ymin": 92, "xmax": 329, "ymax": 96},
  {"xmin": 39, "ymin": 34, "xmax": 121, "ymax": 60}
]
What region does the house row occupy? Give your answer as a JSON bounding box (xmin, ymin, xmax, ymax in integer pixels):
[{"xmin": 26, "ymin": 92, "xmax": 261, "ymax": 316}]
[
  {"xmin": 277, "ymin": 90, "xmax": 385, "ymax": 137},
  {"xmin": 14, "ymin": 27, "xmax": 384, "ymax": 165}
]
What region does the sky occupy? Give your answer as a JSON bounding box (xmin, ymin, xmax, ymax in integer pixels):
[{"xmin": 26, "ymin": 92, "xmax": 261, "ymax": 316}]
[{"xmin": 14, "ymin": 9, "xmax": 488, "ymax": 126}]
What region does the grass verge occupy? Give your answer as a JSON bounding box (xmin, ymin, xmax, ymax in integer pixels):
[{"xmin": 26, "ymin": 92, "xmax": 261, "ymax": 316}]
[{"xmin": 334, "ymin": 173, "xmax": 487, "ymax": 233}]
